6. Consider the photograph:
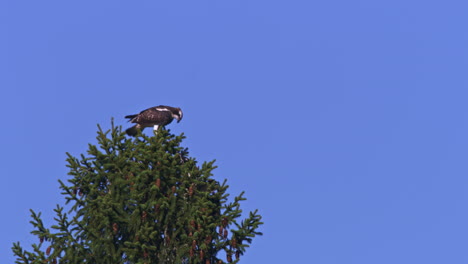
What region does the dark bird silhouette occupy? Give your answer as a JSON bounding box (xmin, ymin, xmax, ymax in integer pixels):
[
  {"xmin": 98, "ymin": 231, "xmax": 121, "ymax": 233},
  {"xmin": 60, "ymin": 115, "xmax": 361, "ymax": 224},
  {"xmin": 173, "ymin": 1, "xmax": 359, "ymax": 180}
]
[{"xmin": 125, "ymin": 105, "xmax": 183, "ymax": 136}]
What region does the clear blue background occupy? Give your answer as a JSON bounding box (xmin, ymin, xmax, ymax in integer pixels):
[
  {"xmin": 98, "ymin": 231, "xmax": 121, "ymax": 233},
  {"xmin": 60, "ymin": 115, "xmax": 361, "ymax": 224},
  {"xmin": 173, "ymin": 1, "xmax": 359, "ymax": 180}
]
[{"xmin": 2, "ymin": 1, "xmax": 468, "ymax": 263}]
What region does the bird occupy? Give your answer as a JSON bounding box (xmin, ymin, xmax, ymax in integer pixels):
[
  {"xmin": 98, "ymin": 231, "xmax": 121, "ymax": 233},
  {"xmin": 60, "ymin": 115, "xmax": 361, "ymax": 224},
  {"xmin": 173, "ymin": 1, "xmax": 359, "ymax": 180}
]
[{"xmin": 124, "ymin": 105, "xmax": 183, "ymax": 136}]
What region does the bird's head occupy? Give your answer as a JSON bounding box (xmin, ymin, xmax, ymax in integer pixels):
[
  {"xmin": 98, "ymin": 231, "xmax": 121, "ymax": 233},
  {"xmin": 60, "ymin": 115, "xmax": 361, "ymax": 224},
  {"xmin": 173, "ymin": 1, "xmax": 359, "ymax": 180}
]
[{"xmin": 174, "ymin": 108, "xmax": 183, "ymax": 123}]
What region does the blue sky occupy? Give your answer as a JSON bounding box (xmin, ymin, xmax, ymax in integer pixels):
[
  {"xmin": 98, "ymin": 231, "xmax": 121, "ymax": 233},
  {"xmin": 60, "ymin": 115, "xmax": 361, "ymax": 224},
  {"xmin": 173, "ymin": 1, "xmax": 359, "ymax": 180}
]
[{"xmin": 2, "ymin": 0, "xmax": 468, "ymax": 263}]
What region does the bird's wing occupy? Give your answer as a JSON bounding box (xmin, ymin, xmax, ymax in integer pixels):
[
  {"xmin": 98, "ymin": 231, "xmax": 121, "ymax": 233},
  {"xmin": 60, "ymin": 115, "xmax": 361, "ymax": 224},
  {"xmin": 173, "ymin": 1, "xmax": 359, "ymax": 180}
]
[{"xmin": 131, "ymin": 107, "xmax": 171, "ymax": 124}]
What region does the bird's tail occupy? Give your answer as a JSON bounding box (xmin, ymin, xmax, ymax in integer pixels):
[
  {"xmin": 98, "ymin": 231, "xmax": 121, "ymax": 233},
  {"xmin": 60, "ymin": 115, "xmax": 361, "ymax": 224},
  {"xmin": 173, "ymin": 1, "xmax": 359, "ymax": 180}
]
[
  {"xmin": 125, "ymin": 114, "xmax": 137, "ymax": 120},
  {"xmin": 125, "ymin": 125, "xmax": 140, "ymax": 136}
]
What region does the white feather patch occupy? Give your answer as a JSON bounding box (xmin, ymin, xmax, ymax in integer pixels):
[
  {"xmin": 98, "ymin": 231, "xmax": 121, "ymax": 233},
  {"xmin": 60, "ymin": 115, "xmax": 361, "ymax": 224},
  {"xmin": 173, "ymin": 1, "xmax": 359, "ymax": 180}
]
[{"xmin": 155, "ymin": 107, "xmax": 170, "ymax": 112}]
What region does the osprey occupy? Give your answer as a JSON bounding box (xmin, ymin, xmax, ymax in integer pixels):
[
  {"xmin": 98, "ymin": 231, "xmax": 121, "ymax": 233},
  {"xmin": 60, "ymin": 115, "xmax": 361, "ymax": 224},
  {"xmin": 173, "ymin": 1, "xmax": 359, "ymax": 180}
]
[{"xmin": 124, "ymin": 105, "xmax": 183, "ymax": 136}]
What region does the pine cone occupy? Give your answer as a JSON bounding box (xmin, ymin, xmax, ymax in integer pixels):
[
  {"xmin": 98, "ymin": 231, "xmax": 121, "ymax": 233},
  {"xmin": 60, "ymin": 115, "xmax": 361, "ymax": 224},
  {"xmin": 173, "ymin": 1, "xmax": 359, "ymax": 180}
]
[
  {"xmin": 231, "ymin": 238, "xmax": 237, "ymax": 248},
  {"xmin": 156, "ymin": 178, "xmax": 161, "ymax": 188}
]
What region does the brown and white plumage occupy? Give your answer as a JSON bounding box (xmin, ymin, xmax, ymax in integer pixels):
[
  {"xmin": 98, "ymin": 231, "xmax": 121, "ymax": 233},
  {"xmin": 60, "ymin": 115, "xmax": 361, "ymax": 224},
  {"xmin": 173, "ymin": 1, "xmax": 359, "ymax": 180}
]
[{"xmin": 125, "ymin": 105, "xmax": 183, "ymax": 136}]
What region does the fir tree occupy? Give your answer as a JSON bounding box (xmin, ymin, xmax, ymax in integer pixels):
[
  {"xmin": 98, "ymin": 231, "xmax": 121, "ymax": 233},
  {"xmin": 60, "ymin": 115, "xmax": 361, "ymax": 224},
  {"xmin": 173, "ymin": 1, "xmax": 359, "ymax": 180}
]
[{"xmin": 12, "ymin": 121, "xmax": 263, "ymax": 264}]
